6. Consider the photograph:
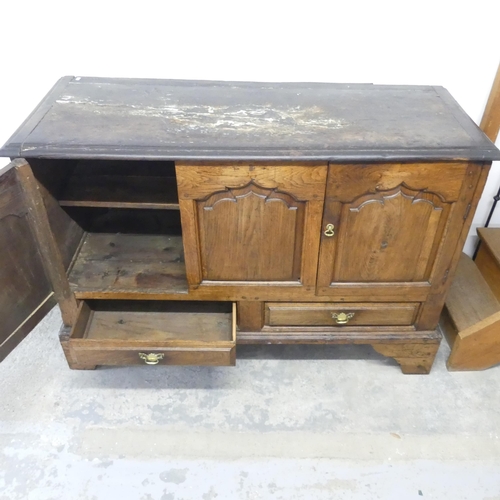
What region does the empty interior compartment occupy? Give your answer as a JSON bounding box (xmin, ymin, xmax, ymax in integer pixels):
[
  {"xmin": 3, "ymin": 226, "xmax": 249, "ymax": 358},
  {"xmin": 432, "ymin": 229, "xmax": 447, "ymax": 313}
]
[
  {"xmin": 73, "ymin": 301, "xmax": 234, "ymax": 342},
  {"xmin": 58, "ymin": 160, "xmax": 179, "ymax": 209},
  {"xmin": 30, "ymin": 159, "xmax": 188, "ymax": 296}
]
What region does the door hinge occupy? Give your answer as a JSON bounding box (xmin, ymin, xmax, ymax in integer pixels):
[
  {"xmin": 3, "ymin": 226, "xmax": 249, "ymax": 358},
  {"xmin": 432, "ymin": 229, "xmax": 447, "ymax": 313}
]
[{"xmin": 463, "ymin": 203, "xmax": 471, "ymax": 220}]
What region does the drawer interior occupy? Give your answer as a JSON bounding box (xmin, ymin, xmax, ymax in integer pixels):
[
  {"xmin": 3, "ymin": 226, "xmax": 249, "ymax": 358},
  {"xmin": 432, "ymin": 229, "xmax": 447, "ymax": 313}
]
[{"xmin": 71, "ymin": 300, "xmax": 235, "ymax": 344}]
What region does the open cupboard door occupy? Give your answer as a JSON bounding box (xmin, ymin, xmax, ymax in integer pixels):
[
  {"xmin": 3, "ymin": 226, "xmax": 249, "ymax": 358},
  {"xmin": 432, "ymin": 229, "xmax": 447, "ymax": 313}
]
[{"xmin": 0, "ymin": 160, "xmax": 56, "ymax": 362}]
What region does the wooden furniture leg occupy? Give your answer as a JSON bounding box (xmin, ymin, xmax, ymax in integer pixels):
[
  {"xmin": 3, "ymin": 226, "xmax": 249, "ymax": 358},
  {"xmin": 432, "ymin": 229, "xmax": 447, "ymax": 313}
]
[{"xmin": 372, "ymin": 340, "xmax": 440, "ymax": 374}]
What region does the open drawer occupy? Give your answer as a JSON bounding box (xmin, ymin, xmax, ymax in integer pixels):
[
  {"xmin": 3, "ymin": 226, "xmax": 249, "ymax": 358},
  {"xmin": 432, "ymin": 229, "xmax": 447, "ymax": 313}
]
[{"xmin": 66, "ymin": 301, "xmax": 236, "ymax": 368}]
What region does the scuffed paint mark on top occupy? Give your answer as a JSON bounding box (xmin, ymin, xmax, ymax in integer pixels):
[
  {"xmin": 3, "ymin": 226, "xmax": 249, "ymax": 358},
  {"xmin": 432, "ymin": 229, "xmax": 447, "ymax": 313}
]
[{"xmin": 54, "ymin": 95, "xmax": 347, "ymax": 135}]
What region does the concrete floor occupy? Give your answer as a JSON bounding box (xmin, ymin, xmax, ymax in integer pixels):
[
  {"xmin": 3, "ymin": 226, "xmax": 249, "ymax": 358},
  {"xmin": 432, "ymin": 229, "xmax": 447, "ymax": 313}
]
[{"xmin": 1, "ymin": 307, "xmax": 500, "ymax": 500}]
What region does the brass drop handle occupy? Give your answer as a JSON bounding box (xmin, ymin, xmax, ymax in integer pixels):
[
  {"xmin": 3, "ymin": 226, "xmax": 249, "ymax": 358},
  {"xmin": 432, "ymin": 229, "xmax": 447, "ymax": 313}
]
[
  {"xmin": 138, "ymin": 353, "xmax": 164, "ymax": 365},
  {"xmin": 332, "ymin": 312, "xmax": 355, "ymax": 324},
  {"xmin": 324, "ymin": 224, "xmax": 335, "ymax": 237}
]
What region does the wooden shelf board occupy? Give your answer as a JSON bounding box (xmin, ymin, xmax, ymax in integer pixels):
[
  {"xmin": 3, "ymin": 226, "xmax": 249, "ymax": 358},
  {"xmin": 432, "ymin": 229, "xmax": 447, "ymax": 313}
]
[
  {"xmin": 68, "ymin": 232, "xmax": 188, "ymax": 296},
  {"xmin": 59, "ymin": 175, "xmax": 179, "ymax": 210}
]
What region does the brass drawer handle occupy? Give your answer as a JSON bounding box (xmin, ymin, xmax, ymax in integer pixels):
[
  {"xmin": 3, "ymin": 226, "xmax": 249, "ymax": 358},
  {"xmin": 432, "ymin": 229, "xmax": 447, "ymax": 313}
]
[
  {"xmin": 139, "ymin": 353, "xmax": 164, "ymax": 365},
  {"xmin": 332, "ymin": 312, "xmax": 355, "ymax": 324},
  {"xmin": 324, "ymin": 224, "xmax": 335, "ymax": 237}
]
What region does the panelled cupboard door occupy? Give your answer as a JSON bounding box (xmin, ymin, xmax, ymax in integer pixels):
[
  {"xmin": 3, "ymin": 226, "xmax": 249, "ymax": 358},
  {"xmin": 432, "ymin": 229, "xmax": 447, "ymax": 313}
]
[
  {"xmin": 0, "ymin": 162, "xmax": 55, "ymax": 362},
  {"xmin": 317, "ymin": 163, "xmax": 470, "ymax": 297},
  {"xmin": 176, "ymin": 164, "xmax": 327, "ymax": 287}
]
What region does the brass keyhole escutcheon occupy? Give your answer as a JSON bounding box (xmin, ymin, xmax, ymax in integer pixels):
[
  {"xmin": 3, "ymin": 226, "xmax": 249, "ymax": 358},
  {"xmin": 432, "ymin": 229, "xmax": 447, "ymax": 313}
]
[
  {"xmin": 138, "ymin": 353, "xmax": 164, "ymax": 365},
  {"xmin": 332, "ymin": 312, "xmax": 355, "ymax": 324},
  {"xmin": 324, "ymin": 224, "xmax": 335, "ymax": 237}
]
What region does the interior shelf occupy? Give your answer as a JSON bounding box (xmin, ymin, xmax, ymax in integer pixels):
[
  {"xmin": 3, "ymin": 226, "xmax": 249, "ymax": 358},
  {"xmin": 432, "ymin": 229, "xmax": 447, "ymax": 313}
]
[
  {"xmin": 59, "ymin": 174, "xmax": 179, "ymax": 210},
  {"xmin": 58, "ymin": 159, "xmax": 179, "ymax": 210},
  {"xmin": 68, "ymin": 232, "xmax": 188, "ymax": 297}
]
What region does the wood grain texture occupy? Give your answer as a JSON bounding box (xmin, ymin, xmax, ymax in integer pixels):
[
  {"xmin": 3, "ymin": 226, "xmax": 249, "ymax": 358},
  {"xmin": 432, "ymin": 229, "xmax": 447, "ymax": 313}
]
[
  {"xmin": 443, "ymin": 309, "xmax": 500, "ymax": 371},
  {"xmin": 65, "ymin": 301, "xmax": 236, "ymax": 368},
  {"xmin": 440, "ymin": 253, "xmax": 500, "ymax": 371},
  {"xmin": 29, "ymin": 159, "xmax": 85, "ymax": 270},
  {"xmin": 265, "ymin": 302, "xmax": 419, "ymax": 327},
  {"xmin": 15, "ymin": 160, "xmax": 78, "ymax": 326},
  {"xmin": 176, "ymin": 164, "xmax": 326, "ymax": 287},
  {"xmin": 0, "ymin": 162, "xmax": 56, "ymax": 361},
  {"xmin": 417, "ymin": 163, "xmax": 490, "ymax": 329},
  {"xmin": 238, "ymin": 328, "xmax": 440, "ymax": 374},
  {"xmin": 480, "ymin": 63, "xmax": 500, "ymax": 143},
  {"xmin": 68, "ymin": 233, "xmax": 188, "ymax": 296},
  {"xmin": 444, "ymin": 253, "xmax": 500, "ymax": 331},
  {"xmin": 73, "ymin": 282, "xmax": 431, "ymax": 302},
  {"xmin": 372, "ymin": 342, "xmax": 440, "ymax": 374},
  {"xmin": 198, "ymin": 182, "xmax": 305, "ymax": 281},
  {"xmin": 476, "ymin": 228, "xmax": 500, "ymax": 301},
  {"xmin": 317, "ymin": 163, "xmax": 465, "ymax": 293},
  {"xmin": 59, "ymin": 175, "xmax": 179, "ymax": 210},
  {"xmin": 335, "ymin": 185, "xmax": 449, "ymax": 282},
  {"xmin": 238, "ymin": 301, "xmax": 264, "ymax": 331}
]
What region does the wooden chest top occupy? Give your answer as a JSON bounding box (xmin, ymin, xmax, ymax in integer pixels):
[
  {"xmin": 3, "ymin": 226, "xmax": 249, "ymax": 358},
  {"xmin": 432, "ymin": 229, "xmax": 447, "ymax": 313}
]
[{"xmin": 1, "ymin": 76, "xmax": 499, "ymax": 162}]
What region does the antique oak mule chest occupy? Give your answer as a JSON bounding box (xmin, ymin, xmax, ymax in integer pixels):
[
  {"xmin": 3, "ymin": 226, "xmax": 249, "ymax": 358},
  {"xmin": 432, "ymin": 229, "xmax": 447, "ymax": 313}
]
[{"xmin": 1, "ymin": 77, "xmax": 499, "ymax": 373}]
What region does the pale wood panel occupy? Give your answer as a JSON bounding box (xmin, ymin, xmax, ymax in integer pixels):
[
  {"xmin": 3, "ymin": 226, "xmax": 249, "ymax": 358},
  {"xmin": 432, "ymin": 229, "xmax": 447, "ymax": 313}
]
[
  {"xmin": 441, "ymin": 255, "xmax": 500, "ymax": 371},
  {"xmin": 480, "ymin": 63, "xmax": 500, "ymax": 143},
  {"xmin": 446, "ymin": 253, "xmax": 500, "ymax": 331},
  {"xmin": 476, "ymin": 228, "xmax": 500, "ymax": 302}
]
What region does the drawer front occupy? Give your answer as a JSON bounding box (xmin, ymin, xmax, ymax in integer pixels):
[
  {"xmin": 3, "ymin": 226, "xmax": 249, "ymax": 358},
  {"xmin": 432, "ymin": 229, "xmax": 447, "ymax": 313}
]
[
  {"xmin": 265, "ymin": 302, "xmax": 419, "ymax": 327},
  {"xmin": 67, "ymin": 301, "xmax": 236, "ymax": 367},
  {"xmin": 69, "ymin": 345, "xmax": 235, "ymax": 367}
]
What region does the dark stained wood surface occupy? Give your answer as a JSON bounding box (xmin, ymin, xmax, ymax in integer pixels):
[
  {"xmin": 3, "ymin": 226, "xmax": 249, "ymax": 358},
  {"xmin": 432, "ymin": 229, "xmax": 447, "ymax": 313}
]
[
  {"xmin": 0, "ymin": 162, "xmax": 54, "ymax": 361},
  {"xmin": 58, "ymin": 160, "xmax": 179, "ymax": 209},
  {"xmin": 1, "ymin": 77, "xmax": 499, "ymax": 161},
  {"xmin": 68, "ymin": 232, "xmax": 188, "ymax": 296},
  {"xmin": 29, "ymin": 160, "xmax": 86, "ymax": 270}
]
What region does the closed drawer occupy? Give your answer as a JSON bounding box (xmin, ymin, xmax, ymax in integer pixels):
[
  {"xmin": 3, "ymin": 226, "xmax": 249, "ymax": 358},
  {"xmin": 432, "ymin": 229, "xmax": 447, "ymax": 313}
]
[
  {"xmin": 67, "ymin": 300, "xmax": 236, "ymax": 366},
  {"xmin": 265, "ymin": 302, "xmax": 419, "ymax": 327}
]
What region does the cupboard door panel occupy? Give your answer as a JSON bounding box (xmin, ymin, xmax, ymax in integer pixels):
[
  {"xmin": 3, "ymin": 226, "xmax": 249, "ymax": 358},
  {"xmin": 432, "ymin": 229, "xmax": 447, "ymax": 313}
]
[
  {"xmin": 198, "ymin": 182, "xmax": 305, "ymax": 281},
  {"xmin": 317, "ymin": 163, "xmax": 467, "ymax": 294},
  {"xmin": 176, "ymin": 164, "xmax": 326, "ymax": 287},
  {"xmin": 0, "ymin": 162, "xmax": 54, "ymax": 362},
  {"xmin": 334, "ymin": 185, "xmax": 450, "ymax": 282}
]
